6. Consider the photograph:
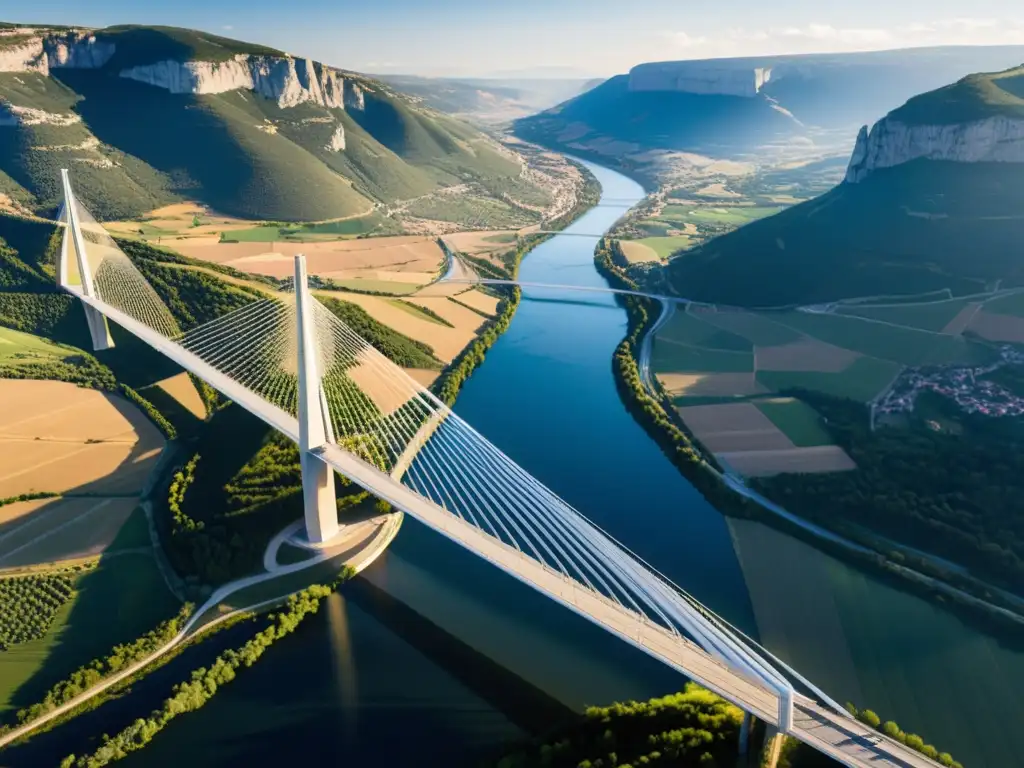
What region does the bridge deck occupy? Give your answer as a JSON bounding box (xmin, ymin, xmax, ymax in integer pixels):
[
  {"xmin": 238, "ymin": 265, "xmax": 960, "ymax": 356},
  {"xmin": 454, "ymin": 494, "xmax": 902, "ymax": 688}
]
[{"xmin": 71, "ymin": 280, "xmax": 940, "ymax": 768}]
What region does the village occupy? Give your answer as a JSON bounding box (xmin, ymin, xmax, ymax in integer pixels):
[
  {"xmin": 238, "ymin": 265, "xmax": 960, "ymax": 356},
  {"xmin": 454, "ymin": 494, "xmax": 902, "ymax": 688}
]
[{"xmin": 876, "ymin": 346, "xmax": 1024, "ymax": 418}]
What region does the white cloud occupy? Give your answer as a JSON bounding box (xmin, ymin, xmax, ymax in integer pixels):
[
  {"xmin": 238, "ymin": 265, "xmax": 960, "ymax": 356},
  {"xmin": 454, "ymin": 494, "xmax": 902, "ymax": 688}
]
[
  {"xmin": 664, "ymin": 17, "xmax": 1024, "ymax": 58},
  {"xmin": 223, "ymin": 25, "xmax": 234, "ymax": 31},
  {"xmin": 670, "ymin": 31, "xmax": 708, "ymax": 49}
]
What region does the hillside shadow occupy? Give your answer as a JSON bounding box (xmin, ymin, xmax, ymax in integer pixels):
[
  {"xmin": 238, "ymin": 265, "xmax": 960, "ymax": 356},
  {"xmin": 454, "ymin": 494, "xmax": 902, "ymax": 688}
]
[
  {"xmin": 0, "ymin": 390, "xmax": 181, "ymax": 716},
  {"xmin": 53, "ymin": 70, "xmax": 253, "ymax": 214}
]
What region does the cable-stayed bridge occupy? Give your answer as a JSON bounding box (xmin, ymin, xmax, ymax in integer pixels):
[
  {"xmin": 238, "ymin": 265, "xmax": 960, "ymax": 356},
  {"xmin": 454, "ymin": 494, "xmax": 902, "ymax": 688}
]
[{"xmin": 55, "ymin": 170, "xmax": 940, "ymax": 768}]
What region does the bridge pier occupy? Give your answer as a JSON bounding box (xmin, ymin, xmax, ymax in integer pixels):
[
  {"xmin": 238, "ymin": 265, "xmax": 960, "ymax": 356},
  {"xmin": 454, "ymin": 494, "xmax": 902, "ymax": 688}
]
[
  {"xmin": 295, "ymin": 254, "xmax": 338, "ymax": 544},
  {"xmin": 737, "ymin": 712, "xmax": 751, "ymax": 758},
  {"xmin": 758, "ymin": 727, "xmax": 785, "ymax": 768},
  {"xmin": 59, "ymin": 169, "xmax": 113, "ymax": 351}
]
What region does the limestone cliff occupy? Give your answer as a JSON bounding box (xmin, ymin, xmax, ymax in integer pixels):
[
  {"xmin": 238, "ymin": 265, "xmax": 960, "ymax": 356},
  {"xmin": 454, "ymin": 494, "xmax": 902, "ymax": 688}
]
[
  {"xmin": 120, "ymin": 55, "xmax": 346, "ymax": 109},
  {"xmin": 324, "ymin": 123, "xmax": 346, "ymax": 152},
  {"xmin": 845, "ymin": 114, "xmax": 1024, "ymax": 182},
  {"xmin": 0, "ymin": 30, "xmax": 113, "ymax": 74},
  {"xmin": 628, "ymin": 61, "xmax": 771, "ymax": 97}
]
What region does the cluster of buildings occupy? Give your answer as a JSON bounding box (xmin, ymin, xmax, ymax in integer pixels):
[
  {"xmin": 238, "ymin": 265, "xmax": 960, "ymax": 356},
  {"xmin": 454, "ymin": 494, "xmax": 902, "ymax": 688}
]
[{"xmin": 876, "ymin": 346, "xmax": 1024, "ymax": 418}]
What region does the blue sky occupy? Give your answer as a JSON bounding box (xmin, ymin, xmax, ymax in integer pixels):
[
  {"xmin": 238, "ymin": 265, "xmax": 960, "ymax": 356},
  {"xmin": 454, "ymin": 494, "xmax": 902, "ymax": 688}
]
[{"xmin": 17, "ymin": 0, "xmax": 1024, "ymax": 77}]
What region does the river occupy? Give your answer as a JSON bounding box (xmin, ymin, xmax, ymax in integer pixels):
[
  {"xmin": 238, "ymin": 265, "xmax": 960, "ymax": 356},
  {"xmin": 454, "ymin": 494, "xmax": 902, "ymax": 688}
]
[{"xmin": 20, "ymin": 161, "xmax": 1024, "ymax": 768}]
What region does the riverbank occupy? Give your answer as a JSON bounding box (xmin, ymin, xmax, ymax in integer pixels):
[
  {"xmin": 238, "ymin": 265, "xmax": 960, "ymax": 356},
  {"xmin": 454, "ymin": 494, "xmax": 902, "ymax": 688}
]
[
  {"xmin": 432, "ymin": 161, "xmax": 600, "ymax": 406},
  {"xmin": 594, "ymin": 239, "xmax": 1024, "ymax": 642}
]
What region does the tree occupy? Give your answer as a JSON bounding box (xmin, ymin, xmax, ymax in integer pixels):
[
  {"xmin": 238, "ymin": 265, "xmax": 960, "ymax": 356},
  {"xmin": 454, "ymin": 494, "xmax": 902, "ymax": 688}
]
[{"xmin": 859, "ymin": 709, "xmax": 881, "ymax": 729}]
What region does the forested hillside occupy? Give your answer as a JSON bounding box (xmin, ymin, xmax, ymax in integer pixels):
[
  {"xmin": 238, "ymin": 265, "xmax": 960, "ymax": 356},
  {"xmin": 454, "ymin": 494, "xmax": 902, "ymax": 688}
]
[{"xmin": 0, "ymin": 25, "xmax": 530, "ymax": 221}]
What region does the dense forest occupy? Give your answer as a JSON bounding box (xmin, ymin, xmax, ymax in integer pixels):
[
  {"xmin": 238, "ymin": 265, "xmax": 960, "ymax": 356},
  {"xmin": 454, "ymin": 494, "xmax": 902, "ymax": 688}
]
[
  {"xmin": 494, "ymin": 685, "xmax": 746, "ymax": 768},
  {"xmin": 756, "ymin": 388, "xmax": 1024, "ymax": 593}
]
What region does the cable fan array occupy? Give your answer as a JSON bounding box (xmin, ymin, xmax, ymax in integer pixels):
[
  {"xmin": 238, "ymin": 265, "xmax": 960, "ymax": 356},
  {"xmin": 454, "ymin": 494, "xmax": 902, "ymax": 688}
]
[
  {"xmin": 65, "ymin": 193, "xmax": 180, "ymax": 339},
  {"xmin": 305, "ymin": 300, "xmax": 800, "ymax": 704},
  {"xmin": 57, "ymin": 185, "xmax": 814, "ymax": 718}
]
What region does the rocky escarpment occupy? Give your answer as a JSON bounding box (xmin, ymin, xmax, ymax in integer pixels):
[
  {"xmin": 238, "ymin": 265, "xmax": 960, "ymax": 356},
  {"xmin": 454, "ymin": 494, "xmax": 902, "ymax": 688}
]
[
  {"xmin": 120, "ymin": 55, "xmax": 347, "ymax": 109},
  {"xmin": 0, "ymin": 30, "xmax": 114, "ymax": 74},
  {"xmin": 845, "ymin": 115, "xmax": 1024, "ymax": 182},
  {"xmin": 324, "ymin": 124, "xmax": 346, "ymax": 151},
  {"xmin": 628, "ymin": 61, "xmax": 772, "ymax": 98}
]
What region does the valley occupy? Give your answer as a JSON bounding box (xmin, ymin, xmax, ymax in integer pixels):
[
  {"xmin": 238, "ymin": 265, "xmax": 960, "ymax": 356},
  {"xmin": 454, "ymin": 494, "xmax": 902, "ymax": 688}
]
[{"xmin": 1, "ymin": 12, "xmax": 1024, "ymax": 768}]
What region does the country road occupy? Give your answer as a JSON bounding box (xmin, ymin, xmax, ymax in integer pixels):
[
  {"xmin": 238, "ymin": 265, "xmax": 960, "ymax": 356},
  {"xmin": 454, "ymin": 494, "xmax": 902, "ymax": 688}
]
[{"xmin": 0, "ymin": 513, "xmax": 401, "ymax": 751}]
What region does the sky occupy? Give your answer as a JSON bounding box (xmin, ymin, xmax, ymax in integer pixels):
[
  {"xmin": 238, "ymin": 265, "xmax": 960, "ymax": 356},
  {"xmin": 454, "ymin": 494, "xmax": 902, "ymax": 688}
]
[{"xmin": 15, "ymin": 0, "xmax": 1024, "ymax": 77}]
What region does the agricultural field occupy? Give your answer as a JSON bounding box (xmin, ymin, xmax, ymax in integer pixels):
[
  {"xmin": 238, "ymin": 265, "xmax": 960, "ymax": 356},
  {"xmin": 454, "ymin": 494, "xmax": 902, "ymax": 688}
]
[
  {"xmin": 314, "ymin": 288, "xmax": 495, "ymax": 364},
  {"xmin": 755, "ymin": 357, "xmax": 903, "ymax": 403},
  {"xmin": 676, "ymin": 400, "xmax": 854, "ymax": 477},
  {"xmin": 967, "ymin": 310, "xmax": 1024, "ymax": 343},
  {"xmin": 835, "ymin": 298, "xmax": 974, "ymax": 333},
  {"xmin": 630, "ymin": 236, "xmax": 692, "ymax": 262},
  {"xmin": 442, "ymin": 229, "xmax": 519, "ymax": 270},
  {"xmin": 0, "ymin": 327, "xmax": 71, "ymax": 366},
  {"xmin": 618, "ymin": 240, "xmax": 660, "ymax": 264},
  {"xmin": 0, "ymin": 377, "xmax": 177, "ymax": 717},
  {"xmin": 766, "ymin": 310, "xmax": 993, "ymax": 367},
  {"xmin": 0, "ymin": 552, "xmax": 178, "ymax": 717},
  {"xmin": 170, "ymin": 234, "xmax": 446, "ymax": 291},
  {"xmin": 754, "ymin": 397, "xmax": 833, "ymax": 447},
  {"xmin": 650, "ymin": 304, "xmax": 920, "ymax": 474},
  {"xmin": 651, "ymin": 340, "xmax": 754, "ymax": 374},
  {"xmin": 653, "ymin": 306, "xmax": 910, "ymax": 406},
  {"xmin": 0, "ymin": 380, "xmax": 163, "ymax": 500},
  {"xmin": 978, "ymin": 290, "xmax": 1024, "ymax": 318}
]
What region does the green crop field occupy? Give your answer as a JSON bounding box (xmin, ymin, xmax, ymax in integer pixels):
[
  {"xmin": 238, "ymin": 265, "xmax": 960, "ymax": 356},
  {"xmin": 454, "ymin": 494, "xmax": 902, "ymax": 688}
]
[
  {"xmin": 652, "ymin": 340, "xmax": 754, "ymax": 374},
  {"xmin": 317, "ymin": 279, "xmax": 420, "ymax": 295},
  {"xmin": 983, "ymin": 290, "xmax": 1024, "ymax": 318},
  {"xmin": 770, "ymin": 310, "xmax": 993, "ymax": 367},
  {"xmin": 483, "ymin": 233, "xmax": 517, "ymax": 244},
  {"xmin": 755, "ymin": 356, "xmax": 902, "ymax": 402},
  {"xmin": 698, "ymin": 310, "xmax": 804, "ymax": 346},
  {"xmin": 661, "ymin": 205, "xmax": 783, "ymax": 226},
  {"xmin": 755, "ymin": 397, "xmax": 834, "ymax": 447},
  {"xmin": 0, "ymin": 553, "xmax": 178, "ymax": 716},
  {"xmin": 636, "ymin": 236, "xmax": 691, "ymax": 259},
  {"xmin": 387, "ymin": 299, "xmax": 448, "ymax": 325},
  {"xmin": 657, "ymin": 310, "xmax": 752, "ymax": 352},
  {"xmin": 0, "ymin": 326, "xmax": 69, "ymax": 363},
  {"xmin": 835, "ymin": 298, "xmax": 973, "ymax": 332}
]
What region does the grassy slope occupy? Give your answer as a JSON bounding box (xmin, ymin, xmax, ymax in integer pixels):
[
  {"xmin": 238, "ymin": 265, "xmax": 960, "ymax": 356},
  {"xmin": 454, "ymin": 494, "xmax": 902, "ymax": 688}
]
[
  {"xmin": 1, "ymin": 26, "xmax": 530, "ymax": 221},
  {"xmin": 0, "ymin": 550, "xmax": 177, "ymax": 718},
  {"xmin": 666, "ymin": 161, "xmax": 1024, "ymax": 306},
  {"xmin": 514, "ymin": 74, "xmax": 801, "ymax": 153},
  {"xmin": 891, "ymin": 66, "xmax": 1024, "ymax": 125}
]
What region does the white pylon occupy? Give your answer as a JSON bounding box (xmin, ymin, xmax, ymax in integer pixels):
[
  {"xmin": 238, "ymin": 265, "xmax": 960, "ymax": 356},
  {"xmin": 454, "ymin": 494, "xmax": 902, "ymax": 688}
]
[
  {"xmin": 294, "ymin": 254, "xmax": 339, "ymax": 544},
  {"xmin": 59, "ymin": 169, "xmax": 114, "ymax": 351}
]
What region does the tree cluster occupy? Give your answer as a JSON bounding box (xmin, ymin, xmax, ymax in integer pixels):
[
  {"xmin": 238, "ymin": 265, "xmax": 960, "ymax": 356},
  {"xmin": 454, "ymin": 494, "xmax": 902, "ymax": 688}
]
[
  {"xmin": 434, "ymin": 286, "xmax": 520, "ymax": 406},
  {"xmin": 318, "ymin": 295, "xmax": 441, "ymax": 370},
  {"xmin": 845, "ymin": 704, "xmax": 961, "ymax": 768},
  {"xmin": 118, "ymin": 384, "xmax": 177, "ymax": 440},
  {"xmin": 0, "ymin": 572, "xmax": 75, "ymax": 650},
  {"xmin": 3, "ymin": 604, "xmax": 193, "ymax": 733},
  {"xmin": 495, "ymin": 685, "xmax": 743, "ymax": 768},
  {"xmin": 755, "ymin": 388, "xmax": 1024, "ymax": 593},
  {"xmin": 63, "ymin": 572, "xmax": 354, "ymax": 767}
]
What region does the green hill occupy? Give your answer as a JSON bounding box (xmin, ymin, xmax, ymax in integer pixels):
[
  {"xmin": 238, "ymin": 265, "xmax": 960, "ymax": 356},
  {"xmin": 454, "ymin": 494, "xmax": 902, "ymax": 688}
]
[
  {"xmin": 663, "ymin": 68, "xmax": 1024, "ymax": 307},
  {"xmin": 664, "ymin": 160, "xmax": 1024, "ymax": 306},
  {"xmin": 0, "ymin": 25, "xmax": 532, "ymax": 222},
  {"xmin": 888, "ymin": 66, "xmax": 1024, "ymax": 126}
]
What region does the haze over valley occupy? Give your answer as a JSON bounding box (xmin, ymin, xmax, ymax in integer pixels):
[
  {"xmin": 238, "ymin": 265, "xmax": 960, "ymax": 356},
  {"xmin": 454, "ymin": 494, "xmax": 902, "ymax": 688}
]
[{"xmin": 1, "ymin": 4, "xmax": 1023, "ymax": 768}]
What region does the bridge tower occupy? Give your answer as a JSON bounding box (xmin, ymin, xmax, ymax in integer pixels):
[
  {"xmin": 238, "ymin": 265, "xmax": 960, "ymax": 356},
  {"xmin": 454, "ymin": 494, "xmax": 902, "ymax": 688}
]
[
  {"xmin": 58, "ymin": 169, "xmax": 114, "ymax": 351},
  {"xmin": 294, "ymin": 254, "xmax": 340, "ymax": 544}
]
